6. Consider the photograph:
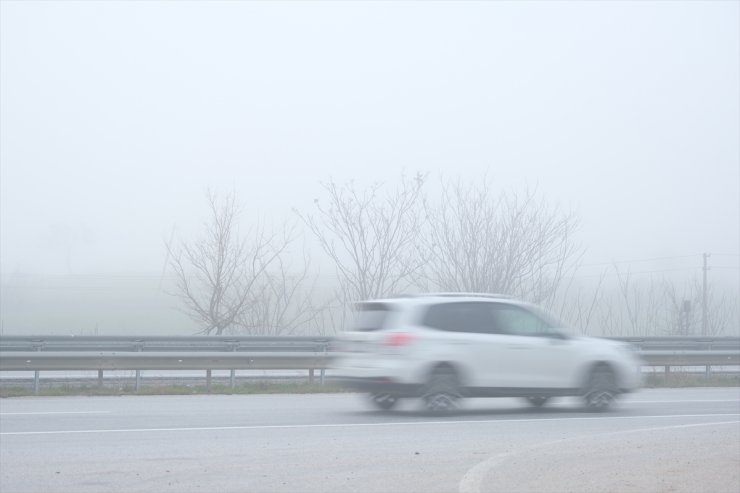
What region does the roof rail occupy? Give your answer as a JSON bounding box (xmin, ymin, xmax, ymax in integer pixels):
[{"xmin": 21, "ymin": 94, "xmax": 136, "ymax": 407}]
[{"xmin": 419, "ymin": 292, "xmax": 514, "ymax": 299}]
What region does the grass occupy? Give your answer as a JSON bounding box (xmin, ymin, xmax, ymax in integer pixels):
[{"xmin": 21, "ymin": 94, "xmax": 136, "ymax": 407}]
[
  {"xmin": 0, "ymin": 381, "xmax": 348, "ymax": 398},
  {"xmin": 2, "ymin": 374, "xmax": 738, "ymax": 398},
  {"xmin": 642, "ymin": 373, "xmax": 740, "ymax": 388}
]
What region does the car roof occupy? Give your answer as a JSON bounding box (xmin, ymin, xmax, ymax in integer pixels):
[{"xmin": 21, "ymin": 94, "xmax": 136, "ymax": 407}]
[{"xmin": 356, "ymin": 292, "xmax": 520, "ymax": 307}]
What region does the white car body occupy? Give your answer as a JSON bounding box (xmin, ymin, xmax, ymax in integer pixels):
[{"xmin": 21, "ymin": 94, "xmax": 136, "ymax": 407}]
[{"xmin": 333, "ymin": 294, "xmax": 642, "ymax": 411}]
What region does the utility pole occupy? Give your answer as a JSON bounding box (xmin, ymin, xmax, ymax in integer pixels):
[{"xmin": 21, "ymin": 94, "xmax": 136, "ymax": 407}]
[{"xmin": 702, "ymin": 252, "xmax": 710, "ymax": 336}]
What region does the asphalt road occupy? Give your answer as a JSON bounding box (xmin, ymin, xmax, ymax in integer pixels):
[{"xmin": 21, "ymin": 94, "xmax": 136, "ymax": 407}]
[{"xmin": 1, "ymin": 388, "xmax": 738, "ymax": 493}]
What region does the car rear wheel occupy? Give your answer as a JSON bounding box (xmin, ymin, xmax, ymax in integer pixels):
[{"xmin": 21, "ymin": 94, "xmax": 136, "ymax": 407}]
[
  {"xmin": 524, "ymin": 396, "xmax": 550, "ymax": 408},
  {"xmin": 368, "ymin": 393, "xmax": 399, "ymax": 411},
  {"xmin": 422, "ymin": 367, "xmax": 461, "ymax": 415},
  {"xmin": 583, "ymin": 365, "xmax": 617, "ymax": 412}
]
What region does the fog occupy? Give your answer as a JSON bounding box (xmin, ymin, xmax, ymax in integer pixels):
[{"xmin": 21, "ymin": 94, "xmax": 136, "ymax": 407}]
[{"xmin": 1, "ymin": 1, "xmax": 738, "ymax": 335}]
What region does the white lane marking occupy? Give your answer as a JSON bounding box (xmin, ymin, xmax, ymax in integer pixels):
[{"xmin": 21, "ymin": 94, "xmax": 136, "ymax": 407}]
[
  {"xmin": 458, "ymin": 420, "xmax": 740, "ymax": 493},
  {"xmin": 0, "ymin": 411, "xmax": 111, "ymax": 416},
  {"xmin": 1, "ymin": 413, "xmax": 738, "ymax": 436},
  {"xmin": 626, "ymin": 399, "xmax": 740, "ymax": 404}
]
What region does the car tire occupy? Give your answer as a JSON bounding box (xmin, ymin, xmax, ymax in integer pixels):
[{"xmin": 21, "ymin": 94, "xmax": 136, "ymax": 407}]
[
  {"xmin": 525, "ymin": 396, "xmax": 550, "ymax": 408},
  {"xmin": 422, "ymin": 367, "xmax": 461, "ymax": 415},
  {"xmin": 368, "ymin": 393, "xmax": 399, "ymax": 411},
  {"xmin": 582, "ymin": 365, "xmax": 617, "ymax": 412}
]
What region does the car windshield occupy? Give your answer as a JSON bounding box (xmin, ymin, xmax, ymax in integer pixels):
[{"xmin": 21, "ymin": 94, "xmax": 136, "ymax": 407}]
[{"xmin": 527, "ymin": 305, "xmax": 571, "ymax": 330}]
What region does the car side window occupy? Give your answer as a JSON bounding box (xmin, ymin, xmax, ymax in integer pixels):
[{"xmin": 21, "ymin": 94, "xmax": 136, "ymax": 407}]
[
  {"xmin": 422, "ymin": 302, "xmax": 497, "ymax": 334},
  {"xmin": 422, "ymin": 303, "xmax": 459, "ymax": 332},
  {"xmin": 490, "ymin": 304, "xmax": 553, "ymax": 337}
]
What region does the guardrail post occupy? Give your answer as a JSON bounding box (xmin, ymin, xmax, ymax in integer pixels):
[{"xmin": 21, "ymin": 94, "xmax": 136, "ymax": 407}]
[
  {"xmin": 309, "ymin": 368, "xmax": 314, "ymax": 384},
  {"xmin": 206, "ymin": 369, "xmax": 212, "ymax": 391},
  {"xmin": 705, "ymin": 365, "xmax": 712, "ymax": 378},
  {"xmin": 320, "ymin": 344, "xmax": 327, "ymax": 385},
  {"xmin": 33, "ymin": 343, "xmax": 42, "ymax": 395},
  {"xmin": 664, "ymin": 365, "xmax": 670, "ymax": 377},
  {"xmin": 98, "ymin": 370, "xmax": 104, "ymax": 388},
  {"xmin": 230, "ymin": 343, "xmax": 237, "ymax": 388},
  {"xmin": 135, "ymin": 340, "xmax": 143, "ymax": 392}
]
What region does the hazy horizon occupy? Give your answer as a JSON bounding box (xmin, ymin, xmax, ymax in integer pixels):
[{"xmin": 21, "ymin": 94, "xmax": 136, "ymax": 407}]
[{"xmin": 1, "ymin": 1, "xmax": 738, "ymax": 335}]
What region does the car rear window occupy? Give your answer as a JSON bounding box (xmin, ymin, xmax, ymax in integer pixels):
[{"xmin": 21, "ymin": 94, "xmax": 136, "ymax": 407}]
[{"xmin": 351, "ymin": 302, "xmax": 394, "ymax": 331}]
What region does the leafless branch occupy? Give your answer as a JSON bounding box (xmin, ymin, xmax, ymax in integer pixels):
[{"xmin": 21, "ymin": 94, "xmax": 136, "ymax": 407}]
[
  {"xmin": 166, "ymin": 191, "xmax": 303, "ymax": 335},
  {"xmin": 420, "ymin": 178, "xmax": 582, "ymax": 304},
  {"xmin": 296, "ymin": 173, "xmax": 427, "ymax": 306}
]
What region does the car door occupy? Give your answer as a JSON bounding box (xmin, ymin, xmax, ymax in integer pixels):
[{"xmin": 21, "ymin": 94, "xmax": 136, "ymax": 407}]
[
  {"xmin": 421, "ymin": 301, "xmax": 506, "ymax": 388},
  {"xmin": 488, "ymin": 303, "xmax": 582, "ymax": 388}
]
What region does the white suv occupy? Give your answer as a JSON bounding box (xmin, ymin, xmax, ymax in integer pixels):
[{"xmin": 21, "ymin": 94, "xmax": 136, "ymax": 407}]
[{"xmin": 333, "ymin": 293, "xmax": 642, "ymax": 413}]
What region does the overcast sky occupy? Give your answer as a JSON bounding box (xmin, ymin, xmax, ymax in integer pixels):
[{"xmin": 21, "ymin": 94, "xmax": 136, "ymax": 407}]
[{"xmin": 1, "ymin": 1, "xmax": 738, "ymax": 284}]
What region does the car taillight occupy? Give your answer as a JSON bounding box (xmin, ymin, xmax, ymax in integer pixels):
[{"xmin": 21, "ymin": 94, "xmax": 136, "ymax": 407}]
[{"xmin": 384, "ymin": 332, "xmax": 414, "ymax": 346}]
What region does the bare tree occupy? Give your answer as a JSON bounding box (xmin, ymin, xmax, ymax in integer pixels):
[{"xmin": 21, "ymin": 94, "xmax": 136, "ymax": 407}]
[
  {"xmin": 611, "ymin": 268, "xmax": 664, "ymax": 336},
  {"xmin": 420, "ymin": 178, "xmax": 581, "ymax": 305},
  {"xmin": 296, "ymin": 173, "xmax": 427, "ymax": 305},
  {"xmin": 662, "ymin": 277, "xmax": 737, "ymax": 336},
  {"xmin": 551, "ymin": 270, "xmax": 607, "ymax": 335},
  {"xmin": 166, "ymin": 191, "xmax": 291, "ymax": 335},
  {"xmin": 236, "ymin": 252, "xmax": 329, "ymax": 336},
  {"xmin": 596, "ymin": 265, "xmax": 739, "ymax": 337},
  {"xmin": 302, "ymin": 297, "xmax": 347, "ymax": 336}
]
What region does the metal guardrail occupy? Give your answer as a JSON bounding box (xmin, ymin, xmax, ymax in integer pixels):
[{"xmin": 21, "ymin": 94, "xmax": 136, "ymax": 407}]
[
  {"xmin": 0, "ymin": 352, "xmax": 332, "ymax": 371},
  {"xmin": 0, "ymin": 336, "xmax": 738, "ymax": 393},
  {"xmin": 638, "ymin": 350, "xmax": 739, "ymax": 366},
  {"xmin": 0, "ymin": 336, "xmax": 333, "ymax": 393},
  {"xmin": 607, "ymin": 336, "xmax": 740, "ymax": 351},
  {"xmin": 0, "ymin": 335, "xmax": 333, "ymax": 353},
  {"xmin": 607, "ymin": 336, "xmax": 740, "ymax": 368},
  {"xmin": 3, "ymin": 335, "xmax": 736, "ymax": 352}
]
